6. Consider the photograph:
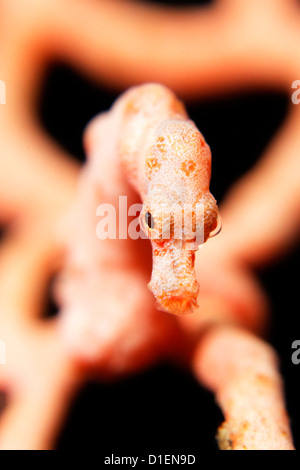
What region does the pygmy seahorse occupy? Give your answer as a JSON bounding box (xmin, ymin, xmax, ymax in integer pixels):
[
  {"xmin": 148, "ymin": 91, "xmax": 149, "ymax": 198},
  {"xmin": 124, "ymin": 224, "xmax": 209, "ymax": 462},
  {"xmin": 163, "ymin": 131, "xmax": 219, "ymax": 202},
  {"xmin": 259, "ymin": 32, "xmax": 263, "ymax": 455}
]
[{"xmin": 101, "ymin": 84, "xmax": 220, "ymax": 315}]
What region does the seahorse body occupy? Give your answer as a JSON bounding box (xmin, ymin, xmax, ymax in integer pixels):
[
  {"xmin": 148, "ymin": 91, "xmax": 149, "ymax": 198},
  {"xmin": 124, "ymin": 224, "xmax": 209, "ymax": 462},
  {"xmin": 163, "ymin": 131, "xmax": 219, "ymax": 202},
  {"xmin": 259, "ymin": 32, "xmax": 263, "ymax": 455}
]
[{"xmin": 107, "ymin": 84, "xmax": 219, "ymax": 315}]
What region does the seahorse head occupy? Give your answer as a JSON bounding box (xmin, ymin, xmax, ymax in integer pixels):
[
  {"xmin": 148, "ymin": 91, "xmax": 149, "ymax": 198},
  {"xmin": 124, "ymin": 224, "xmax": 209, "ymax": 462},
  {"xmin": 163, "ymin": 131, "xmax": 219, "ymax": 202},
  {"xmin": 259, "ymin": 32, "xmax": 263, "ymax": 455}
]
[{"xmin": 140, "ymin": 120, "xmax": 220, "ymax": 315}]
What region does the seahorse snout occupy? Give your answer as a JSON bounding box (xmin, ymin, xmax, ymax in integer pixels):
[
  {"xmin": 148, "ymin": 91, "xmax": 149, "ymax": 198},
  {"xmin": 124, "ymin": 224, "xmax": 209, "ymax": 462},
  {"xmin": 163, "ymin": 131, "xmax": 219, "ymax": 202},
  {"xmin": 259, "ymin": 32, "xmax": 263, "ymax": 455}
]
[
  {"xmin": 153, "ymin": 288, "xmax": 199, "ymax": 315},
  {"xmin": 148, "ymin": 241, "xmax": 199, "ymax": 315}
]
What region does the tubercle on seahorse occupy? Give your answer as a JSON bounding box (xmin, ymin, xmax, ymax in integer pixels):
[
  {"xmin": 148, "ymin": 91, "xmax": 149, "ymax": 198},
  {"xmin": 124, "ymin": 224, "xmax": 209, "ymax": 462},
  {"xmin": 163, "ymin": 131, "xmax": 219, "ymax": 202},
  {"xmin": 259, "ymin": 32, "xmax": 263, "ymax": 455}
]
[{"xmin": 109, "ymin": 83, "xmax": 219, "ymax": 315}]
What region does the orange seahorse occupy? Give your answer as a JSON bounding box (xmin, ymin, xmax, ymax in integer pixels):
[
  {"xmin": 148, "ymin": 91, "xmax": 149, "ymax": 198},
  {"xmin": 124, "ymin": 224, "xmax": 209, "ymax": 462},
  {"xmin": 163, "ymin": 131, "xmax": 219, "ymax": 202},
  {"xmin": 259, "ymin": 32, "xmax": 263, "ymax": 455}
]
[{"xmin": 100, "ymin": 83, "xmax": 220, "ymax": 315}]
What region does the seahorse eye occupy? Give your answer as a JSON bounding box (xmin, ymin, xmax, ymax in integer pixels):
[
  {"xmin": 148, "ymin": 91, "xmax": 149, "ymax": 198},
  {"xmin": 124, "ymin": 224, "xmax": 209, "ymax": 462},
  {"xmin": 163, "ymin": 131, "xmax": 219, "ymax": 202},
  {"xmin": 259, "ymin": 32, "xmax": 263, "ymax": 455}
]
[{"xmin": 145, "ymin": 211, "xmax": 155, "ymax": 229}]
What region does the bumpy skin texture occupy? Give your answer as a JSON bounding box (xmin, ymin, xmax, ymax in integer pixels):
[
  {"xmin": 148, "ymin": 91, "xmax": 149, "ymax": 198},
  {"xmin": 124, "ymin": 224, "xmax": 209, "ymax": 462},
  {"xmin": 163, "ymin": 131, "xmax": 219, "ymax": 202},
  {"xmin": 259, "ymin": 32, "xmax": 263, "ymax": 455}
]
[{"xmin": 111, "ymin": 84, "xmax": 218, "ymax": 314}]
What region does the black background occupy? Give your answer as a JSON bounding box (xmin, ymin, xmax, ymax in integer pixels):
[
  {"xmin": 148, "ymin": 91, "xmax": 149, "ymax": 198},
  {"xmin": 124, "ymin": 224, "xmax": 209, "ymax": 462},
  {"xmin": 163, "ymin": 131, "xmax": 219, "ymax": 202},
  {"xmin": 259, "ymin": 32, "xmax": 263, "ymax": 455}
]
[{"xmin": 38, "ymin": 0, "xmax": 300, "ymax": 452}]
